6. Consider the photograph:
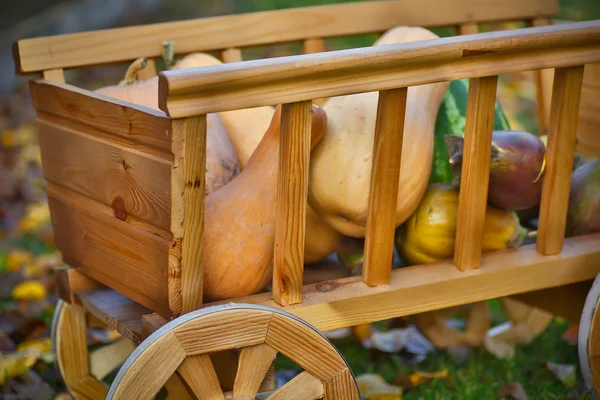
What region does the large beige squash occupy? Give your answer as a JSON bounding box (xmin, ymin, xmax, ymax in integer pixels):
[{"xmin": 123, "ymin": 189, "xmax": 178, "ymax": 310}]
[{"xmin": 308, "ymin": 27, "xmax": 450, "ymax": 237}]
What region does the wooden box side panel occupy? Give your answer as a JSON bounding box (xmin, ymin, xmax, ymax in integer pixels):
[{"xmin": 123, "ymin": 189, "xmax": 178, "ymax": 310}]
[
  {"xmin": 14, "ymin": 0, "xmax": 558, "ymax": 74},
  {"xmin": 30, "ymin": 80, "xmax": 175, "ymax": 317},
  {"xmin": 577, "ymin": 62, "xmax": 600, "ymax": 156}
]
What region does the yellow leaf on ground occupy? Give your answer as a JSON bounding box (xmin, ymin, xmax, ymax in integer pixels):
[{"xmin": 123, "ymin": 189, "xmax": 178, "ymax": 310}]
[
  {"xmin": 0, "ymin": 353, "xmax": 38, "ymax": 385},
  {"xmin": 11, "ymin": 281, "xmax": 47, "ymax": 301},
  {"xmin": 352, "ymin": 323, "xmax": 373, "ymax": 345},
  {"xmin": 1, "ymin": 130, "xmax": 18, "ymax": 148},
  {"xmin": 17, "ymin": 202, "xmax": 51, "ymax": 234},
  {"xmin": 409, "ymin": 368, "xmax": 450, "ymax": 387},
  {"xmin": 6, "ymin": 250, "xmax": 33, "ymax": 272},
  {"xmin": 356, "ymin": 374, "xmax": 403, "ymax": 399},
  {"xmin": 17, "ymin": 338, "xmax": 52, "ymax": 357}
]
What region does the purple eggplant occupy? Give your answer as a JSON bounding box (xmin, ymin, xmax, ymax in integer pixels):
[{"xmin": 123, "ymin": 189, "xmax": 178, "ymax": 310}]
[
  {"xmin": 445, "ymin": 130, "xmax": 546, "ymax": 211},
  {"xmin": 566, "ymin": 158, "xmax": 600, "ymax": 237}
]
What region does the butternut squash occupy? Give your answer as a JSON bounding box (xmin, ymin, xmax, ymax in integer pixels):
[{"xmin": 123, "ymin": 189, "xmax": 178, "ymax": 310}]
[
  {"xmin": 95, "ymin": 54, "xmax": 239, "ymax": 196},
  {"xmin": 202, "ymin": 104, "xmax": 328, "ymax": 301},
  {"xmin": 308, "ymin": 27, "xmax": 450, "ymax": 237}
]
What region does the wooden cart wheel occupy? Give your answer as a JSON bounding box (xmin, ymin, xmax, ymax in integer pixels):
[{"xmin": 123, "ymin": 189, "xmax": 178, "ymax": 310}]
[
  {"xmin": 579, "ymin": 273, "xmax": 600, "ymax": 398},
  {"xmin": 51, "ymin": 300, "xmax": 193, "ymax": 399},
  {"xmin": 415, "ymin": 298, "xmax": 553, "ymax": 348},
  {"xmin": 106, "ymin": 303, "xmax": 360, "ymax": 400}
]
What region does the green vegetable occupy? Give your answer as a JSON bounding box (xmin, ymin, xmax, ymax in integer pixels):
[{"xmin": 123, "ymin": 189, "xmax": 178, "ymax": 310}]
[{"xmin": 430, "ymin": 79, "xmax": 511, "ymax": 184}]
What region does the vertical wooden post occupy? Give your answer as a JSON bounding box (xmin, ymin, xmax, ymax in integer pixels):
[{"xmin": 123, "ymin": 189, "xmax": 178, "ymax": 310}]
[
  {"xmin": 43, "ymin": 68, "xmax": 65, "ymax": 83},
  {"xmin": 537, "ymin": 66, "xmax": 585, "ymax": 256},
  {"xmin": 272, "ymin": 101, "xmax": 312, "ymax": 306},
  {"xmin": 459, "ymin": 23, "xmax": 479, "ymax": 35},
  {"xmin": 303, "ymin": 38, "xmax": 325, "ymax": 54},
  {"xmin": 528, "ymin": 17, "xmax": 554, "ymax": 136},
  {"xmin": 181, "ymin": 115, "xmax": 207, "ymax": 314},
  {"xmin": 222, "ymin": 48, "xmax": 243, "ymax": 63},
  {"xmin": 454, "ymin": 76, "xmax": 498, "ymax": 271},
  {"xmin": 362, "ymin": 88, "xmax": 407, "ymax": 286}
]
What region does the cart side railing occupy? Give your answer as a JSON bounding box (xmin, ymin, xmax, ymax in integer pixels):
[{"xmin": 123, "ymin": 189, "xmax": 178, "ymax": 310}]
[{"xmin": 156, "ymin": 20, "xmax": 600, "ymax": 310}]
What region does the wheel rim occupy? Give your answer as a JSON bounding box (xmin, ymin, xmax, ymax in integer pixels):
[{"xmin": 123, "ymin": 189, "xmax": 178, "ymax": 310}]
[{"xmin": 579, "ymin": 273, "xmax": 600, "ymax": 399}]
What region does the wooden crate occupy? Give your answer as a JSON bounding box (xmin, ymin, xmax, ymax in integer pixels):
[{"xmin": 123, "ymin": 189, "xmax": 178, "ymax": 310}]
[{"xmin": 13, "ymin": 0, "xmax": 600, "ymax": 329}]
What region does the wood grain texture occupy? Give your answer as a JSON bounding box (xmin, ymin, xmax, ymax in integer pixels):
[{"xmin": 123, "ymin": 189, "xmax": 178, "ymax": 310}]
[
  {"xmin": 529, "ymin": 17, "xmax": 554, "ymax": 136},
  {"xmin": 233, "ymin": 344, "xmax": 278, "ymax": 398},
  {"xmin": 174, "ymin": 309, "xmax": 271, "ymax": 355},
  {"xmin": 537, "ymin": 66, "xmax": 584, "ymax": 255},
  {"xmin": 55, "ymin": 303, "xmax": 91, "ymax": 387},
  {"xmin": 76, "ymin": 288, "xmax": 151, "ymax": 344},
  {"xmin": 272, "ymin": 102, "xmax": 312, "ymax": 306},
  {"xmin": 510, "ymin": 280, "xmax": 592, "ymax": 323},
  {"xmin": 55, "ymin": 265, "xmax": 103, "ymax": 304},
  {"xmin": 222, "ymin": 48, "xmax": 243, "ymax": 63},
  {"xmin": 177, "ymin": 354, "xmax": 225, "ymax": 400},
  {"xmin": 38, "ymin": 117, "xmax": 173, "ymax": 232},
  {"xmin": 49, "ymin": 187, "xmax": 171, "ymax": 317},
  {"xmin": 158, "ymin": 21, "xmax": 600, "ymax": 117},
  {"xmin": 141, "ymin": 313, "xmax": 169, "ymax": 339},
  {"xmin": 454, "ymin": 75, "xmax": 498, "ymax": 270},
  {"xmin": 15, "ymin": 0, "xmax": 558, "ymax": 74},
  {"xmin": 362, "ymin": 88, "xmax": 407, "ymax": 285},
  {"xmin": 324, "ymin": 369, "xmax": 360, "ymax": 400},
  {"xmin": 208, "ymin": 233, "xmax": 600, "ymax": 333},
  {"xmin": 42, "ymin": 68, "xmax": 65, "ymax": 83},
  {"xmin": 180, "ymin": 116, "xmax": 207, "ymax": 313},
  {"xmin": 89, "ymin": 338, "xmax": 136, "ymax": 381},
  {"xmin": 266, "ymin": 371, "xmax": 323, "ymax": 400},
  {"xmin": 265, "ymin": 313, "xmax": 347, "ymax": 382},
  {"xmin": 29, "ymin": 80, "xmax": 172, "ymax": 150},
  {"xmin": 111, "ymin": 331, "xmax": 186, "ymax": 399},
  {"xmin": 70, "ymin": 376, "xmax": 108, "ymax": 400},
  {"xmin": 577, "ymin": 63, "xmax": 600, "ymax": 156}
]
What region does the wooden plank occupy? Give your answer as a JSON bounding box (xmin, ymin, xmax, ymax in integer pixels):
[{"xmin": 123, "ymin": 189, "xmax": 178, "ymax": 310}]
[
  {"xmin": 529, "ymin": 17, "xmax": 554, "ymax": 136},
  {"xmin": 362, "ymin": 88, "xmax": 407, "ymax": 286},
  {"xmin": 509, "ymin": 280, "xmax": 593, "ymax": 323},
  {"xmin": 577, "ymin": 63, "xmax": 600, "ymax": 156},
  {"xmin": 158, "ymin": 21, "xmax": 600, "ymax": 117},
  {"xmin": 207, "ymin": 233, "xmax": 600, "ymax": 332},
  {"xmin": 29, "ymin": 80, "xmax": 172, "ymax": 150},
  {"xmin": 55, "ymin": 265, "xmax": 104, "ymax": 304},
  {"xmin": 233, "ymin": 344, "xmax": 278, "ymax": 398},
  {"xmin": 537, "ymin": 66, "xmax": 584, "ymax": 255},
  {"xmin": 49, "ymin": 188, "xmax": 171, "ymax": 317},
  {"xmin": 266, "ymin": 372, "xmax": 323, "ymax": 400},
  {"xmin": 272, "ymin": 101, "xmax": 312, "ymax": 306},
  {"xmin": 141, "ymin": 313, "xmax": 169, "ymax": 339},
  {"xmin": 42, "ymin": 68, "xmax": 65, "ymax": 83},
  {"xmin": 454, "ymin": 75, "xmax": 498, "ymax": 270},
  {"xmin": 222, "ymin": 48, "xmax": 242, "ymax": 63},
  {"xmin": 38, "ymin": 118, "xmax": 173, "ymax": 232},
  {"xmin": 76, "ymin": 288, "xmax": 150, "ymax": 344},
  {"xmin": 14, "ymin": 0, "xmax": 558, "ymax": 74},
  {"xmin": 180, "ymin": 116, "xmax": 207, "ymax": 314}
]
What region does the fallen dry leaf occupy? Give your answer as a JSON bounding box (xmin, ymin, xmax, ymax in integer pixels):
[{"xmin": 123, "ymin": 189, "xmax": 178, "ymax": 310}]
[
  {"xmin": 409, "ymin": 369, "xmax": 450, "ymax": 388},
  {"xmin": 545, "ymin": 362, "xmax": 577, "ymax": 388},
  {"xmin": 6, "ymin": 250, "xmax": 33, "ymax": 272},
  {"xmin": 0, "ymin": 351, "xmax": 38, "ymax": 385},
  {"xmin": 483, "ymin": 335, "xmax": 515, "ymax": 360},
  {"xmin": 497, "ymin": 381, "xmax": 529, "ymax": 400},
  {"xmin": 11, "ymin": 280, "xmax": 47, "ymax": 301},
  {"xmin": 356, "ymin": 374, "xmax": 403, "ymax": 399},
  {"xmin": 561, "ymin": 324, "xmax": 579, "ymax": 346}
]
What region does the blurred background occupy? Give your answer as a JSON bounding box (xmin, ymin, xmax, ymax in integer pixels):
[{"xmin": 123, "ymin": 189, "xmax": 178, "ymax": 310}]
[{"xmin": 1, "ymin": 0, "xmax": 599, "ymax": 399}]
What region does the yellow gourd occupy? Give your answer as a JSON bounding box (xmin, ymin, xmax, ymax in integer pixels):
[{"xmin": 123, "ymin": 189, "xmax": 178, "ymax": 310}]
[{"xmin": 395, "ymin": 183, "xmax": 528, "ymax": 265}]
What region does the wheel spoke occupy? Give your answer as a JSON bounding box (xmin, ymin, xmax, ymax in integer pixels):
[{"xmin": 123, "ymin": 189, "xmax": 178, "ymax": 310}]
[
  {"xmin": 178, "ymin": 354, "xmax": 225, "ymax": 400},
  {"xmin": 89, "ymin": 338, "xmax": 135, "ymax": 381},
  {"xmin": 233, "ymin": 343, "xmax": 278, "ymax": 398},
  {"xmin": 266, "ymin": 371, "xmax": 323, "ymax": 400}
]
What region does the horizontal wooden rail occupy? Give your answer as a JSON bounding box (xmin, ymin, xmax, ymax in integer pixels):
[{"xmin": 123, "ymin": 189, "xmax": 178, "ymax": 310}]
[
  {"xmin": 157, "ymin": 20, "xmax": 600, "ymax": 117},
  {"xmin": 13, "ymin": 0, "xmax": 557, "ymax": 74}
]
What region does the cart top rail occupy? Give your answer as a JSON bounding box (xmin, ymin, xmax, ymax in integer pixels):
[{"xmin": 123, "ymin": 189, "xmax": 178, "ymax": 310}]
[
  {"xmin": 13, "ymin": 0, "xmax": 557, "ymax": 75},
  {"xmin": 157, "ymin": 20, "xmax": 600, "ymax": 117}
]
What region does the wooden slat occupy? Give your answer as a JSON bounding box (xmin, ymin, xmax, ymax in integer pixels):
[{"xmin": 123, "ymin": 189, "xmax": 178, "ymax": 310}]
[
  {"xmin": 324, "ymin": 369, "xmax": 359, "ymax": 400},
  {"xmin": 177, "ymin": 354, "xmax": 225, "ymax": 400},
  {"xmin": 529, "ymin": 17, "xmax": 554, "ymax": 135},
  {"xmin": 70, "ymin": 376, "xmax": 109, "ymax": 399},
  {"xmin": 454, "ymin": 75, "xmax": 498, "ymax": 270},
  {"xmin": 14, "ymin": 0, "xmax": 558, "ymax": 74},
  {"xmin": 577, "ymin": 63, "xmax": 600, "ymax": 156},
  {"xmin": 42, "ymin": 68, "xmax": 65, "ymax": 83},
  {"xmin": 510, "ymin": 280, "xmax": 593, "ymax": 323},
  {"xmin": 180, "ymin": 116, "xmax": 207, "ymax": 314},
  {"xmin": 38, "ymin": 117, "xmax": 173, "ymax": 232},
  {"xmin": 303, "ymin": 38, "xmax": 325, "ymax": 54},
  {"xmin": 76, "ymin": 288, "xmax": 150, "ymax": 344},
  {"xmin": 459, "ymin": 23, "xmax": 479, "ymax": 35},
  {"xmin": 49, "ymin": 188, "xmax": 171, "ymax": 317},
  {"xmin": 233, "ymin": 344, "xmax": 278, "ymax": 398},
  {"xmin": 272, "ymin": 101, "xmax": 312, "ymax": 306},
  {"xmin": 29, "ymin": 80, "xmax": 172, "ymax": 150},
  {"xmin": 362, "ymin": 88, "xmax": 407, "ymax": 286},
  {"xmin": 537, "ymin": 66, "xmax": 585, "ymax": 255},
  {"xmin": 158, "ymin": 21, "xmax": 600, "ymax": 117},
  {"xmin": 207, "ymin": 233, "xmax": 600, "ymax": 333},
  {"xmin": 266, "ymin": 371, "xmax": 323, "ymax": 400},
  {"xmin": 55, "ymin": 265, "xmax": 104, "ymax": 304},
  {"xmin": 222, "ymin": 48, "xmax": 242, "ymax": 63}
]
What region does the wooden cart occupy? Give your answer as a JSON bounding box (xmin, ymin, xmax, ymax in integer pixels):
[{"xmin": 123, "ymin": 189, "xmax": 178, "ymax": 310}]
[{"xmin": 12, "ymin": 0, "xmax": 600, "ymax": 398}]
